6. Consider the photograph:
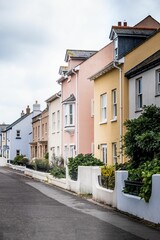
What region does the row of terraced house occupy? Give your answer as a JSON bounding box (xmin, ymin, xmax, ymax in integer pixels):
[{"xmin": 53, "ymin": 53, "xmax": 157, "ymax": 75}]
[{"xmin": 1, "ymin": 15, "xmax": 160, "ymax": 165}]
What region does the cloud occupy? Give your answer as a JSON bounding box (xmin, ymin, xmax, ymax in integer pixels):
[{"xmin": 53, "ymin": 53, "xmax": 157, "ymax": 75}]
[{"xmin": 0, "ymin": 0, "xmax": 159, "ymax": 123}]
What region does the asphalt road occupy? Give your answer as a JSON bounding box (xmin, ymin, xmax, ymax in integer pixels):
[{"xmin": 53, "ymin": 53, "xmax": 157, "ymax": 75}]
[{"xmin": 0, "ymin": 168, "xmax": 160, "ymax": 240}]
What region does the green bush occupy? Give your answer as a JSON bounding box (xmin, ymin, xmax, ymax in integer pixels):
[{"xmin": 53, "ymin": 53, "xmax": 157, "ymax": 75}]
[
  {"xmin": 68, "ymin": 154, "xmax": 104, "ymax": 180},
  {"xmin": 123, "ymin": 158, "xmax": 160, "ymax": 202},
  {"xmin": 124, "ymin": 105, "xmax": 160, "ymax": 168},
  {"xmin": 34, "ymin": 159, "xmax": 50, "ymax": 172},
  {"xmin": 13, "ymin": 155, "xmax": 29, "ymax": 166},
  {"xmin": 50, "ymin": 166, "xmax": 66, "ymax": 179}
]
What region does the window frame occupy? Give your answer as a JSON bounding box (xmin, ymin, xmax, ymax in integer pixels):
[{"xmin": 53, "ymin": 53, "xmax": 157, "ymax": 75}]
[
  {"xmin": 136, "ymin": 77, "xmax": 143, "ymax": 111},
  {"xmin": 64, "ymin": 103, "xmax": 74, "ymax": 127},
  {"xmin": 112, "ymin": 89, "xmax": 117, "ymax": 120},
  {"xmin": 101, "ymin": 144, "xmax": 107, "ymax": 164},
  {"xmin": 100, "ymin": 93, "xmax": 107, "ymax": 123},
  {"xmin": 16, "ymin": 130, "xmax": 21, "ymax": 139},
  {"xmin": 52, "ymin": 112, "xmax": 56, "ymax": 133},
  {"xmin": 156, "ymin": 69, "xmax": 160, "ymax": 96},
  {"xmin": 112, "ymin": 142, "xmax": 117, "ymax": 164}
]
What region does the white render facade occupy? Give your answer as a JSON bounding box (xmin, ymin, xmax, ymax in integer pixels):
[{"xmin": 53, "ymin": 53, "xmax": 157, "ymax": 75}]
[{"xmin": 46, "ymin": 92, "xmax": 62, "ymax": 163}]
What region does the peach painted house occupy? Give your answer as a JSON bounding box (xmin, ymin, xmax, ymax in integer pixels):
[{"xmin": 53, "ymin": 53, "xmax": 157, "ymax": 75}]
[
  {"xmin": 30, "ymin": 107, "xmax": 48, "ymax": 159},
  {"xmin": 57, "ymin": 46, "xmax": 113, "ymax": 163},
  {"xmin": 90, "ymin": 15, "xmax": 160, "ymax": 165}
]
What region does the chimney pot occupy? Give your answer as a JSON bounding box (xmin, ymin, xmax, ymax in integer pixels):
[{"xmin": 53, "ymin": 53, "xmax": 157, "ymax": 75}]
[
  {"xmin": 26, "ymin": 105, "xmax": 30, "ymax": 114},
  {"xmin": 118, "ymin": 21, "xmax": 122, "ymax": 26},
  {"xmin": 21, "ymin": 110, "xmax": 25, "ymax": 117}
]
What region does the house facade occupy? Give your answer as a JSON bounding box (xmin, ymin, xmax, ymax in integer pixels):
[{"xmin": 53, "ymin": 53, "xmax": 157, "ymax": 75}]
[
  {"xmin": 46, "ymin": 91, "xmax": 61, "ymax": 163},
  {"xmin": 3, "ymin": 102, "xmax": 41, "ymax": 161},
  {"xmin": 57, "ymin": 46, "xmax": 113, "ymax": 163},
  {"xmin": 30, "ymin": 107, "xmax": 48, "ymax": 159},
  {"xmin": 125, "ymin": 32, "xmax": 160, "ymax": 119},
  {"xmin": 90, "ymin": 16, "xmax": 160, "ymax": 165}
]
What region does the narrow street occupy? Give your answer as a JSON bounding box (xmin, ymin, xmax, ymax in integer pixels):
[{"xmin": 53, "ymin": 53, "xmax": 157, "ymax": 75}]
[{"xmin": 0, "ymin": 168, "xmax": 160, "ymax": 240}]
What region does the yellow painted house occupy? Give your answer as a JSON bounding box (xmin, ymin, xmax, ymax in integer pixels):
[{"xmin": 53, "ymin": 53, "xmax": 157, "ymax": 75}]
[{"xmin": 90, "ymin": 16, "xmax": 160, "ymax": 165}]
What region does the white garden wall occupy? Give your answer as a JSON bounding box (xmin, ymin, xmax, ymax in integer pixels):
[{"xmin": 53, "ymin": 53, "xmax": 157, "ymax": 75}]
[{"xmin": 116, "ymin": 171, "xmax": 160, "ymax": 224}]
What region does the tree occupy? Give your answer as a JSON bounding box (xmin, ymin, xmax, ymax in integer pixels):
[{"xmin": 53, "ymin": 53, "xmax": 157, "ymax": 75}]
[{"xmin": 123, "ymin": 105, "xmax": 160, "ymax": 168}]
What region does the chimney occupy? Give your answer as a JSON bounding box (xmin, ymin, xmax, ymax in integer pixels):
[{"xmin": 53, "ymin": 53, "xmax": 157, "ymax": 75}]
[
  {"xmin": 123, "ymin": 21, "xmax": 127, "ymax": 27},
  {"xmin": 26, "ymin": 105, "xmax": 30, "ymax": 114},
  {"xmin": 118, "ymin": 21, "xmax": 122, "ymax": 26},
  {"xmin": 21, "ymin": 110, "xmax": 25, "ymax": 117},
  {"xmin": 33, "ymin": 100, "xmax": 40, "ymax": 111}
]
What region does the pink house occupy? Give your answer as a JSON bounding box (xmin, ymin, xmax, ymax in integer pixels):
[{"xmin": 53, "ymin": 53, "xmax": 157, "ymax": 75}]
[{"xmin": 57, "ymin": 45, "xmax": 113, "ymax": 163}]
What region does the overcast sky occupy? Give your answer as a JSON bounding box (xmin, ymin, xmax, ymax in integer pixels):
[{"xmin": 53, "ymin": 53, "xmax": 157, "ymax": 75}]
[{"xmin": 0, "ymin": 0, "xmax": 159, "ymax": 124}]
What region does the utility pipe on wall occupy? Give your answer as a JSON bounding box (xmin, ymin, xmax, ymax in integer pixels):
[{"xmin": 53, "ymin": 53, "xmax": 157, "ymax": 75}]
[
  {"xmin": 113, "ymin": 61, "xmax": 123, "ymax": 163},
  {"xmin": 72, "ymin": 66, "xmax": 80, "ymax": 156}
]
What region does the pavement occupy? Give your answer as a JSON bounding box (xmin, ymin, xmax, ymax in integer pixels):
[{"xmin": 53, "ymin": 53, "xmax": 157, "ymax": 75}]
[{"xmin": 0, "ymin": 167, "xmax": 160, "ymax": 240}]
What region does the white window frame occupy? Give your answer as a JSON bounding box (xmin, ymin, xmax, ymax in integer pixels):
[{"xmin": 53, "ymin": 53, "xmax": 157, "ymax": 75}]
[
  {"xmin": 114, "ymin": 37, "xmax": 118, "ymax": 59},
  {"xmin": 101, "ymin": 144, "xmax": 107, "ymax": 164},
  {"xmin": 156, "ymin": 69, "xmax": 160, "ymax": 96},
  {"xmin": 136, "ymin": 77, "xmax": 143, "ymax": 110},
  {"xmin": 64, "ymin": 103, "xmax": 74, "ymax": 127},
  {"xmin": 112, "ymin": 89, "xmax": 117, "ymax": 120},
  {"xmin": 101, "ymin": 93, "xmax": 107, "ymax": 122},
  {"xmin": 70, "ymin": 145, "xmax": 75, "ymax": 158},
  {"xmin": 112, "ymin": 142, "xmax": 117, "ymax": 164},
  {"xmin": 52, "ymin": 112, "xmax": 56, "ymax": 133},
  {"xmin": 57, "ymin": 110, "xmax": 60, "ymax": 132}
]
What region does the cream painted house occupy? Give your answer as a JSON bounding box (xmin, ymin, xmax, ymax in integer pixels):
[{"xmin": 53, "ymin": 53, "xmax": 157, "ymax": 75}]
[{"xmin": 46, "ymin": 91, "xmax": 62, "ymax": 163}]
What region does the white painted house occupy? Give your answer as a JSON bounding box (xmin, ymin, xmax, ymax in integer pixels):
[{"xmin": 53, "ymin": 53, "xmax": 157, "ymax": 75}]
[
  {"xmin": 2, "ymin": 102, "xmax": 41, "ymax": 161},
  {"xmin": 46, "ymin": 91, "xmax": 62, "ymax": 163},
  {"xmin": 125, "ymin": 50, "xmax": 160, "ymax": 119}
]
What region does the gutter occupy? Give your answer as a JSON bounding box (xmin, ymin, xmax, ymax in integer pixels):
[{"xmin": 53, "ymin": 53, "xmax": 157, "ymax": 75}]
[{"xmin": 113, "ymin": 58, "xmax": 124, "ymax": 163}]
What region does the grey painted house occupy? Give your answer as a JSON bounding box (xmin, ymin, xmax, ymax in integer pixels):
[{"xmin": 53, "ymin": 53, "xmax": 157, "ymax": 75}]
[{"xmin": 125, "ymin": 50, "xmax": 160, "ymax": 119}]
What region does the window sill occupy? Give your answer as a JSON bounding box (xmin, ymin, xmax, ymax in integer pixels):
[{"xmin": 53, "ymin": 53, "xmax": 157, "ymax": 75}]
[
  {"xmin": 135, "ymin": 109, "xmax": 143, "ymax": 113},
  {"xmin": 155, "ymin": 94, "xmax": 160, "ymax": 97},
  {"xmin": 110, "ymin": 118, "xmax": 117, "ymax": 123},
  {"xmin": 99, "ymin": 120, "xmax": 107, "ymax": 125}
]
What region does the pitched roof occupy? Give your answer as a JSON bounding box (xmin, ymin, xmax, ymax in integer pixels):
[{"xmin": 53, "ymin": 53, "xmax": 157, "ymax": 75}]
[
  {"xmin": 64, "ymin": 49, "xmax": 97, "ymax": 62},
  {"xmin": 89, "ymin": 62, "xmax": 115, "ymax": 81},
  {"xmin": 109, "ymin": 15, "xmax": 160, "ymax": 40},
  {"xmin": 46, "ymin": 91, "xmax": 61, "ymax": 103},
  {"xmin": 134, "ymin": 15, "xmax": 160, "ymax": 29},
  {"xmin": 125, "ymin": 50, "xmax": 160, "ymax": 79},
  {"xmin": 5, "ymin": 114, "xmax": 30, "ymax": 131},
  {"xmin": 62, "ymin": 94, "xmax": 76, "ymax": 103}
]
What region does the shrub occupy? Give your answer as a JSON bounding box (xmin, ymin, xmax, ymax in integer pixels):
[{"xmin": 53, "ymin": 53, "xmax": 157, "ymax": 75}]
[
  {"xmin": 123, "ymin": 105, "xmax": 160, "ymax": 168},
  {"xmin": 13, "ymin": 155, "xmax": 29, "ymax": 166},
  {"xmin": 34, "ymin": 159, "xmax": 50, "ymax": 172},
  {"xmin": 68, "ymin": 154, "xmax": 104, "ymax": 180},
  {"xmin": 101, "ymin": 165, "xmax": 115, "ymax": 190},
  {"xmin": 123, "ymin": 158, "xmax": 160, "ymax": 202},
  {"xmin": 50, "ymin": 166, "xmax": 66, "ymax": 178}
]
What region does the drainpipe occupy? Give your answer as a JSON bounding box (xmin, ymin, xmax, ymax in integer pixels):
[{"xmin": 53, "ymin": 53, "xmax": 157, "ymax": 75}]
[
  {"xmin": 72, "ymin": 66, "xmax": 80, "ymax": 156},
  {"xmin": 113, "ymin": 61, "xmax": 123, "ymax": 163}
]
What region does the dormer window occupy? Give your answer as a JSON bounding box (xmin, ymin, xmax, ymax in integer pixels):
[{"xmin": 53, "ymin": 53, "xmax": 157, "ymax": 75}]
[{"xmin": 114, "ymin": 37, "xmax": 118, "ymax": 59}]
